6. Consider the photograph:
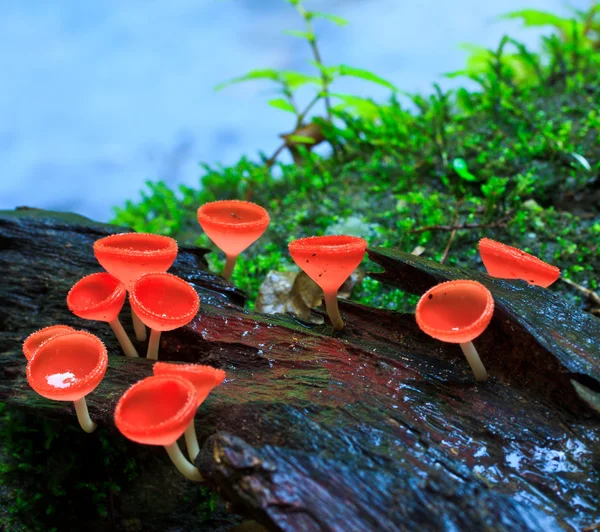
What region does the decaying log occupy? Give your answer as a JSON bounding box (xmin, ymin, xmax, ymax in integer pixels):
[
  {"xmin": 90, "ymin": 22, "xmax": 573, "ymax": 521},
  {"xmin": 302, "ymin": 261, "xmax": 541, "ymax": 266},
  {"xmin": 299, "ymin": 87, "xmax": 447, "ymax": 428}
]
[{"xmin": 1, "ymin": 208, "xmax": 599, "ymax": 531}]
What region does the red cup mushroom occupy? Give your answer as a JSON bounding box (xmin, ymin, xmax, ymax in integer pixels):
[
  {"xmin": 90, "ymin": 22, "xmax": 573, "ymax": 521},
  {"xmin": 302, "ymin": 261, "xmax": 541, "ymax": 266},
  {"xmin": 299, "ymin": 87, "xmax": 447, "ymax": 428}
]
[
  {"xmin": 114, "ymin": 375, "xmax": 203, "ymax": 481},
  {"xmin": 67, "ymin": 272, "xmax": 139, "ymax": 358},
  {"xmin": 129, "ymin": 272, "xmax": 200, "ymax": 360},
  {"xmin": 153, "ymin": 362, "xmax": 226, "ymax": 460},
  {"xmin": 26, "ymin": 331, "xmax": 108, "ymax": 432},
  {"xmin": 197, "ymin": 200, "xmax": 270, "ymax": 281},
  {"xmin": 288, "ymin": 235, "xmax": 367, "ymax": 331},
  {"xmin": 478, "ymin": 238, "xmax": 560, "ymax": 288},
  {"xmin": 22, "ymin": 325, "xmax": 75, "ymax": 360},
  {"xmin": 416, "ymin": 280, "xmax": 494, "ymax": 383},
  {"xmin": 93, "ymin": 233, "xmax": 178, "ymax": 341}
]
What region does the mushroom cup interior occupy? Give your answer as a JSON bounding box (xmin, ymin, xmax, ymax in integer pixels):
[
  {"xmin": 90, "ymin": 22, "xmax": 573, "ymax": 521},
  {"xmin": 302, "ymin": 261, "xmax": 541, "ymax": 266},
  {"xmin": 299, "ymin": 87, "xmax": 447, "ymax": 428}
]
[
  {"xmin": 23, "ymin": 325, "xmax": 75, "ymax": 360},
  {"xmin": 94, "ymin": 233, "xmax": 178, "ymax": 287},
  {"xmin": 288, "ymin": 235, "xmax": 367, "ymax": 293},
  {"xmin": 131, "ymin": 273, "xmax": 199, "ymax": 331},
  {"xmin": 27, "ymin": 332, "xmax": 108, "ymax": 401},
  {"xmin": 67, "ymin": 273, "xmax": 126, "ymax": 322},
  {"xmin": 416, "ymin": 281, "xmax": 494, "ymax": 344},
  {"xmin": 115, "ymin": 376, "xmax": 198, "ymax": 446}
]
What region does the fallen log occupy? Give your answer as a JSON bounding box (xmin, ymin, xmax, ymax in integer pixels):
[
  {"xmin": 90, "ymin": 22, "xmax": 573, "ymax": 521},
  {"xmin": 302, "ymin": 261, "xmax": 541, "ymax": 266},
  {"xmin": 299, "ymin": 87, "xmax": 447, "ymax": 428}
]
[{"xmin": 0, "ymin": 208, "xmax": 598, "ymax": 531}]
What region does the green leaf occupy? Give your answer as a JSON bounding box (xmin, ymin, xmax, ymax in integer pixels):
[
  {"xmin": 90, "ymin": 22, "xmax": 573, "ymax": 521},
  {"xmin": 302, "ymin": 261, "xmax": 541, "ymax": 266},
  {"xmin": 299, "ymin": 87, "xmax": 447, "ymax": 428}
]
[
  {"xmin": 287, "ymin": 135, "xmax": 316, "ymax": 144},
  {"xmin": 310, "ymin": 11, "xmax": 349, "ymax": 26},
  {"xmin": 268, "ymin": 98, "xmax": 297, "ymax": 114},
  {"xmin": 335, "ymin": 65, "xmax": 397, "ymax": 90},
  {"xmin": 499, "ymin": 9, "xmax": 572, "ymax": 30},
  {"xmin": 215, "ymin": 69, "xmax": 281, "ymax": 91},
  {"xmin": 570, "ymin": 152, "xmax": 592, "ymax": 171},
  {"xmin": 331, "ymin": 93, "xmax": 380, "ymax": 119},
  {"xmin": 452, "ymin": 158, "xmax": 479, "ymax": 181},
  {"xmin": 283, "ymin": 29, "xmax": 315, "ymax": 41},
  {"xmin": 281, "ymin": 71, "xmax": 322, "ymax": 88}
]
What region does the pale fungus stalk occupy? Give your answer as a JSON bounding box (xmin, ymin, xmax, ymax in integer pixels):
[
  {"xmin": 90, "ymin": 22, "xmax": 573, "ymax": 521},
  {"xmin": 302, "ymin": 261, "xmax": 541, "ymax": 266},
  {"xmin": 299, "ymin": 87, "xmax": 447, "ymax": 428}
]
[
  {"xmin": 323, "ymin": 292, "xmax": 344, "ymax": 331},
  {"xmin": 109, "ymin": 319, "xmax": 139, "ymax": 358},
  {"xmin": 222, "ymin": 254, "xmax": 237, "ymax": 281},
  {"xmin": 184, "ymin": 421, "xmax": 201, "ymax": 461},
  {"xmin": 147, "ymin": 329, "xmax": 162, "ymax": 360},
  {"xmin": 74, "ymin": 397, "xmax": 97, "ymax": 433},
  {"xmin": 459, "ymin": 342, "xmax": 488, "ymax": 383},
  {"xmin": 131, "ymin": 310, "xmax": 147, "ymax": 341},
  {"xmin": 164, "ymin": 442, "xmax": 203, "ymax": 481}
]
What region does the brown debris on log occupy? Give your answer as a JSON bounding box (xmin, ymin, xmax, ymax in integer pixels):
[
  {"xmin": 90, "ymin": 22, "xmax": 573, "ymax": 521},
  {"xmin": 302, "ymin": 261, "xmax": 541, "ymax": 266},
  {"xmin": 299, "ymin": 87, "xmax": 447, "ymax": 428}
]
[{"xmin": 1, "ymin": 208, "xmax": 599, "ymax": 531}]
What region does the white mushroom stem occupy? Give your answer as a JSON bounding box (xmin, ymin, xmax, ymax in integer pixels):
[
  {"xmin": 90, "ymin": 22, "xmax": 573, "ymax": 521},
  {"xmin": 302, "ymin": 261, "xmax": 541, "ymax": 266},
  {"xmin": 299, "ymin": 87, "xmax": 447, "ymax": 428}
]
[
  {"xmin": 185, "ymin": 420, "xmax": 200, "ymax": 461},
  {"xmin": 164, "ymin": 442, "xmax": 203, "ymax": 481},
  {"xmin": 221, "ymin": 254, "xmax": 238, "ymax": 281},
  {"xmin": 109, "ymin": 319, "xmax": 139, "ymax": 358},
  {"xmin": 147, "ymin": 329, "xmax": 162, "ymax": 360},
  {"xmin": 73, "ymin": 397, "xmax": 97, "ymax": 433},
  {"xmin": 459, "ymin": 341, "xmax": 488, "ymax": 383},
  {"xmin": 324, "ymin": 291, "xmax": 344, "ymax": 331},
  {"xmin": 131, "ymin": 308, "xmax": 147, "ymax": 342}
]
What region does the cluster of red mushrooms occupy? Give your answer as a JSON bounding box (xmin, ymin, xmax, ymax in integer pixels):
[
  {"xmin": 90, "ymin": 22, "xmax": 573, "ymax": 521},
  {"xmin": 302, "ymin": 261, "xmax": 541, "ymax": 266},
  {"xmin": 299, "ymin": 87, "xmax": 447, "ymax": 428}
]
[{"xmin": 21, "ymin": 199, "xmax": 561, "ymax": 480}]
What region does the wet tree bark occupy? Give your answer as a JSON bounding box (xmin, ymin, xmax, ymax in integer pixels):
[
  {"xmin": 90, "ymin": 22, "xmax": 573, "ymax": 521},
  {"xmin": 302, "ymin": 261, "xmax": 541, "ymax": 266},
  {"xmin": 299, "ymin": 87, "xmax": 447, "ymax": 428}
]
[{"xmin": 1, "ymin": 208, "xmax": 599, "ymax": 531}]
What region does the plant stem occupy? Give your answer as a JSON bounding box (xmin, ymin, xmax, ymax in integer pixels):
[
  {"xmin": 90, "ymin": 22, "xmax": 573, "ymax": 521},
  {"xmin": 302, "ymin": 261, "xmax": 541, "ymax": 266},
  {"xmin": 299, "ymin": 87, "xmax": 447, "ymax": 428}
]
[
  {"xmin": 459, "ymin": 341, "xmax": 488, "ymax": 383},
  {"xmin": 185, "ymin": 420, "xmax": 200, "ymax": 462},
  {"xmin": 131, "ymin": 308, "xmax": 147, "ymax": 341},
  {"xmin": 294, "ymin": 2, "xmax": 332, "ymax": 120},
  {"xmin": 73, "ymin": 397, "xmax": 97, "ymax": 433},
  {"xmin": 109, "ymin": 319, "xmax": 139, "ymax": 358},
  {"xmin": 324, "ymin": 291, "xmax": 344, "ymax": 331},
  {"xmin": 147, "ymin": 329, "xmax": 161, "ymax": 360},
  {"xmin": 164, "ymin": 442, "xmax": 203, "ymax": 482},
  {"xmin": 222, "ymin": 254, "xmax": 238, "ymax": 281}
]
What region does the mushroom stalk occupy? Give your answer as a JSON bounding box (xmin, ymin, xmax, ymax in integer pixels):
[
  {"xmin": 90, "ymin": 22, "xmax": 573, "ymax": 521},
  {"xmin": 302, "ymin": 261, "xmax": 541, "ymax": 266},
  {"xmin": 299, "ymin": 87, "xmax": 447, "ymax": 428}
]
[
  {"xmin": 147, "ymin": 329, "xmax": 162, "ymax": 360},
  {"xmin": 164, "ymin": 442, "xmax": 203, "ymax": 482},
  {"xmin": 459, "ymin": 342, "xmax": 488, "ymax": 383},
  {"xmin": 131, "ymin": 309, "xmax": 147, "ymax": 342},
  {"xmin": 185, "ymin": 420, "xmax": 200, "ymax": 461},
  {"xmin": 324, "ymin": 292, "xmax": 344, "ymax": 331},
  {"xmin": 73, "ymin": 398, "xmax": 97, "ymax": 433},
  {"xmin": 221, "ymin": 254, "xmax": 238, "ymax": 281},
  {"xmin": 109, "ymin": 319, "xmax": 139, "ymax": 358}
]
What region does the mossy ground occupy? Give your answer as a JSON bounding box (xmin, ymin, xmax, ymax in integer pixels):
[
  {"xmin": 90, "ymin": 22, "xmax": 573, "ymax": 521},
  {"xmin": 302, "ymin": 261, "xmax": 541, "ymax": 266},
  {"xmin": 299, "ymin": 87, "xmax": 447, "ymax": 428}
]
[
  {"xmin": 114, "ymin": 37, "xmax": 599, "ymax": 314},
  {"xmin": 2, "ymin": 14, "xmax": 599, "ymax": 530}
]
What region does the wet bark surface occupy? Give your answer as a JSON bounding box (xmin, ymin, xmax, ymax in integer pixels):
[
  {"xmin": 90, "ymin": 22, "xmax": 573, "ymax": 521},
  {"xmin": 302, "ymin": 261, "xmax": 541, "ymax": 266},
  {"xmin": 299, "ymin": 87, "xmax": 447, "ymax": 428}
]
[{"xmin": 1, "ymin": 208, "xmax": 599, "ymax": 531}]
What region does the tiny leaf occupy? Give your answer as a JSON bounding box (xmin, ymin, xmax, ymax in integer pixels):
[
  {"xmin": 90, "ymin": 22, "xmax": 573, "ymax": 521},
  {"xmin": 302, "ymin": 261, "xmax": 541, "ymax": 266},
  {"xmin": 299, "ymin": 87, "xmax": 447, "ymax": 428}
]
[
  {"xmin": 287, "ymin": 135, "xmax": 317, "ymax": 144},
  {"xmin": 268, "ymin": 98, "xmax": 297, "ymax": 114},
  {"xmin": 452, "ymin": 158, "xmax": 479, "ymax": 182},
  {"xmin": 570, "ymin": 152, "xmax": 592, "ymax": 172},
  {"xmin": 215, "ymin": 68, "xmax": 281, "ymax": 91},
  {"xmin": 283, "ymin": 29, "xmax": 315, "ymax": 41},
  {"xmin": 336, "ymin": 65, "xmax": 397, "ymax": 90},
  {"xmin": 310, "ymin": 11, "xmax": 349, "ymax": 26}
]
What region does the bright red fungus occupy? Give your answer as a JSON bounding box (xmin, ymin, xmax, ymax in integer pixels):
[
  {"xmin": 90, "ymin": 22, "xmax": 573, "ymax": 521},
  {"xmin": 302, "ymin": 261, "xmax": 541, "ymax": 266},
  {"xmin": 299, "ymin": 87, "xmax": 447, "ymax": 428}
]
[
  {"xmin": 197, "ymin": 200, "xmax": 270, "ymax": 281},
  {"xmin": 93, "ymin": 232, "xmax": 178, "ymax": 341},
  {"xmin": 114, "ymin": 375, "xmax": 203, "ymax": 481},
  {"xmin": 22, "ymin": 325, "xmax": 75, "ymax": 360},
  {"xmin": 478, "ymin": 238, "xmax": 560, "ymax": 288},
  {"xmin": 288, "ymin": 235, "xmax": 367, "ymax": 331},
  {"xmin": 26, "ymin": 331, "xmax": 108, "ymax": 432},
  {"xmin": 67, "ymin": 272, "xmax": 138, "ymax": 358},
  {"xmin": 416, "ymin": 280, "xmax": 494, "ymax": 382},
  {"xmin": 153, "ymin": 362, "xmax": 226, "ymax": 460},
  {"xmin": 130, "ymin": 272, "xmax": 200, "ymax": 360}
]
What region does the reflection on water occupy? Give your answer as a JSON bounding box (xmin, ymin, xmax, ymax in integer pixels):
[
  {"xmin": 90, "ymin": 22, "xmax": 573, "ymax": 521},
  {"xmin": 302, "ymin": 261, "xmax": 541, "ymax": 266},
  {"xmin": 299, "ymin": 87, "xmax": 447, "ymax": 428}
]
[
  {"xmin": 0, "ymin": 0, "xmax": 589, "ymax": 221},
  {"xmin": 47, "ymin": 371, "xmax": 76, "ymax": 389}
]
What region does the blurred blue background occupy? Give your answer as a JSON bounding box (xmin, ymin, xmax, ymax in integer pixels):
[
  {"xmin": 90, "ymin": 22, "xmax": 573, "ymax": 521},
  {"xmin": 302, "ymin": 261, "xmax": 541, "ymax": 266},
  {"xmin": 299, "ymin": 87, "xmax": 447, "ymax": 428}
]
[{"xmin": 0, "ymin": 0, "xmax": 589, "ymax": 221}]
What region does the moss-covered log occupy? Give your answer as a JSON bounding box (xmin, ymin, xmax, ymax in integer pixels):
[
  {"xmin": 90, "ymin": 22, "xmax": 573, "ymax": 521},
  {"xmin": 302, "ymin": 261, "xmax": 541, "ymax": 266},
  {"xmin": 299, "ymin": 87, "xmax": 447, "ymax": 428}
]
[{"xmin": 1, "ymin": 209, "xmax": 599, "ymax": 531}]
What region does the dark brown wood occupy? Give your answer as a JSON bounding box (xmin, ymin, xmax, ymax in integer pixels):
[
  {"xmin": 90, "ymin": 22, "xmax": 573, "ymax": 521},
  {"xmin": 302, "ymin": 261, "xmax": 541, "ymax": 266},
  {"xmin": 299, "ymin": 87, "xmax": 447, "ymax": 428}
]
[{"xmin": 1, "ymin": 209, "xmax": 599, "ymax": 531}]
